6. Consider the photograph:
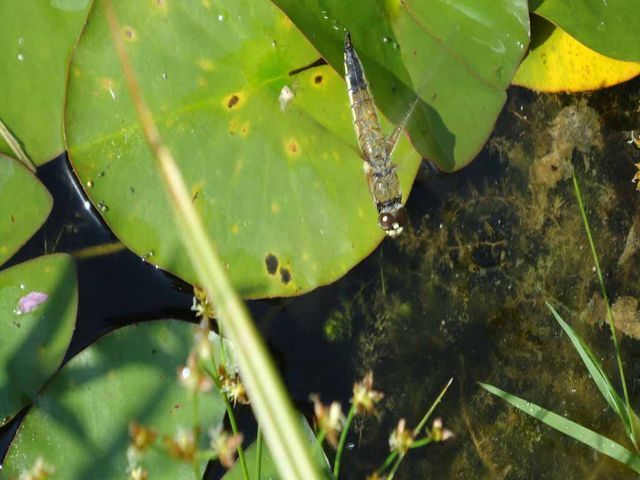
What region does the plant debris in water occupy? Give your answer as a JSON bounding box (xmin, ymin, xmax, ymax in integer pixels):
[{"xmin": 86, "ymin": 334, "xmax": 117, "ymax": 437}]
[{"xmin": 324, "ymin": 79, "xmax": 640, "ymax": 479}]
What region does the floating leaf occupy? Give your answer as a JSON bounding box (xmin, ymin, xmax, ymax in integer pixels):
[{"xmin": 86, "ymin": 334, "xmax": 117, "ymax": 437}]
[
  {"xmin": 0, "ymin": 154, "xmax": 52, "ymax": 267},
  {"xmin": 514, "ymin": 17, "xmax": 640, "ymax": 92},
  {"xmin": 3, "ymin": 320, "xmax": 227, "ymax": 479},
  {"xmin": 0, "ymin": 1, "xmax": 91, "ymax": 164},
  {"xmin": 531, "ymin": 0, "xmax": 640, "ymax": 62},
  {"xmin": 0, "ymin": 254, "xmax": 77, "ymax": 426},
  {"xmin": 66, "ymin": 0, "xmax": 421, "ymax": 298},
  {"xmin": 480, "ymin": 383, "xmax": 640, "ymax": 473},
  {"xmin": 273, "ymin": 0, "xmax": 530, "ymax": 171}
]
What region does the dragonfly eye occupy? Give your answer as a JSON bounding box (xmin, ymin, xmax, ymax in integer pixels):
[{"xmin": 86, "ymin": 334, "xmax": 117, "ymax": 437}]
[
  {"xmin": 378, "ymin": 206, "xmax": 407, "ymax": 236},
  {"xmin": 378, "ymin": 212, "xmax": 397, "ymax": 231},
  {"xmin": 395, "ymin": 206, "xmax": 407, "ymax": 226}
]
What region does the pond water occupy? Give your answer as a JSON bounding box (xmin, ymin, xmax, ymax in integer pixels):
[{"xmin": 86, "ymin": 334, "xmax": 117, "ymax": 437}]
[{"xmin": 2, "ymin": 77, "xmax": 640, "ymax": 479}]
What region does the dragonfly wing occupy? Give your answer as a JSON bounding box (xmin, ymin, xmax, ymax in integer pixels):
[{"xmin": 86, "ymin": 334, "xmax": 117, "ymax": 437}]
[{"xmin": 386, "ymin": 98, "xmax": 418, "ymax": 157}]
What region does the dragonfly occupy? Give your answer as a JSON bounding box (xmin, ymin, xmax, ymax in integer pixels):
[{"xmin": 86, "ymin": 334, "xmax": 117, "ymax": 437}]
[{"xmin": 344, "ymin": 31, "xmax": 416, "ymax": 238}]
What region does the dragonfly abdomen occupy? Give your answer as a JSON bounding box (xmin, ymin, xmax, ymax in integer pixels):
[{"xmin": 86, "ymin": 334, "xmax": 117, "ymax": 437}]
[
  {"xmin": 344, "ymin": 32, "xmax": 386, "ymax": 163},
  {"xmin": 353, "ymin": 101, "xmax": 386, "ymax": 162}
]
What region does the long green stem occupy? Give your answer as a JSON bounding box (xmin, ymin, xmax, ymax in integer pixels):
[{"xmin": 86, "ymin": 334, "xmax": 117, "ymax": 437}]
[
  {"xmin": 386, "ymin": 456, "xmax": 403, "ymax": 480},
  {"xmin": 387, "ymin": 437, "xmax": 435, "ymax": 480},
  {"xmin": 376, "ymin": 451, "xmax": 397, "ymax": 476},
  {"xmin": 572, "ymin": 173, "xmax": 636, "ymax": 446},
  {"xmin": 223, "ymin": 395, "xmax": 249, "ymax": 479},
  {"xmin": 255, "ymin": 426, "xmax": 263, "ymax": 480},
  {"xmin": 415, "ymin": 378, "xmax": 453, "ymax": 434},
  {"xmin": 102, "ymin": 2, "xmax": 321, "ymax": 478},
  {"xmin": 377, "ymin": 378, "xmax": 453, "ymax": 477},
  {"xmin": 333, "ymin": 404, "xmax": 356, "ymax": 479},
  {"xmin": 190, "ymin": 389, "xmax": 202, "ymax": 479},
  {"xmin": 410, "ymin": 437, "xmax": 433, "ymax": 449},
  {"xmin": 205, "ymin": 346, "xmax": 249, "ymax": 479}
]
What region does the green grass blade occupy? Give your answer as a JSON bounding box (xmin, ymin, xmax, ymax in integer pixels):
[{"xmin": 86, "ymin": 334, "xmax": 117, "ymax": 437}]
[
  {"xmin": 546, "ymin": 302, "xmax": 634, "ymax": 441},
  {"xmin": 572, "ymin": 173, "xmax": 637, "ymax": 448},
  {"xmin": 102, "ymin": 2, "xmax": 322, "ymax": 478},
  {"xmin": 479, "ymin": 383, "xmax": 640, "ymax": 473}
]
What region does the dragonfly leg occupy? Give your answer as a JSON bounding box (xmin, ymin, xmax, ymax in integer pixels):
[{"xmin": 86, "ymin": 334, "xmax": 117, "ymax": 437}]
[{"xmin": 386, "ymin": 97, "xmax": 418, "ymax": 156}]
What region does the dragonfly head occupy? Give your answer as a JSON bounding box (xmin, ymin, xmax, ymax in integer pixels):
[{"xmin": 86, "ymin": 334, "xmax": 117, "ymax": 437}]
[{"xmin": 378, "ymin": 205, "xmax": 407, "ymax": 237}]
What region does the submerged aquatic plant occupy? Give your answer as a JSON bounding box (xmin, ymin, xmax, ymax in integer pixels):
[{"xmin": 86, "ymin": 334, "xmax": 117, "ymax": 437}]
[{"xmin": 481, "ymin": 173, "xmax": 640, "ymax": 472}]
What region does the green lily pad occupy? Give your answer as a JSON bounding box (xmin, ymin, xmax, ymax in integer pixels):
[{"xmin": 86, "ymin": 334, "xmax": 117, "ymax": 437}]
[
  {"xmin": 0, "ymin": 254, "xmax": 77, "ymax": 426},
  {"xmin": 0, "ymin": 1, "xmax": 91, "ymax": 165},
  {"xmin": 0, "ymin": 154, "xmax": 52, "ymax": 267},
  {"xmin": 3, "ymin": 320, "xmax": 227, "ymax": 479},
  {"xmin": 273, "ymin": 0, "xmax": 530, "ymax": 171},
  {"xmin": 531, "ymin": 0, "xmax": 640, "ymax": 62},
  {"xmin": 223, "ymin": 417, "xmax": 330, "ymax": 479},
  {"xmin": 66, "ymin": 0, "xmax": 421, "ymax": 299}
]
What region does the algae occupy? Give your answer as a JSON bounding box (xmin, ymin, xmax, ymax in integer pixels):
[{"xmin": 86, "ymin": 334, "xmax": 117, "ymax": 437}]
[{"xmin": 329, "ymin": 78, "xmax": 640, "ymax": 479}]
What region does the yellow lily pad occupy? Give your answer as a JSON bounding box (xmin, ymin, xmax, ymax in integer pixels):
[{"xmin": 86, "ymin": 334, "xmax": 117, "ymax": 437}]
[{"xmin": 513, "ymin": 17, "xmax": 640, "ymax": 93}]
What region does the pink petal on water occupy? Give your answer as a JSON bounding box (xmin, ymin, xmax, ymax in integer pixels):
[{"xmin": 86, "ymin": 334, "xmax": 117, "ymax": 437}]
[{"xmin": 16, "ymin": 291, "xmax": 49, "ymax": 315}]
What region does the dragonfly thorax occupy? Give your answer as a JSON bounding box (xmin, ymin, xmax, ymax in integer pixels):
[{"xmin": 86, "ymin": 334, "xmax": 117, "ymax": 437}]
[{"xmin": 368, "ymin": 166, "xmax": 401, "ymax": 205}]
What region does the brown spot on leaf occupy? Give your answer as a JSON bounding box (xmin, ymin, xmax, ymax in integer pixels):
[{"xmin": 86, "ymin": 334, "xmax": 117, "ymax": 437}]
[
  {"xmin": 122, "ymin": 26, "xmax": 137, "ymax": 42},
  {"xmin": 285, "ymin": 138, "xmax": 300, "ymax": 156},
  {"xmin": 280, "ymin": 267, "xmax": 291, "ymax": 284},
  {"xmin": 223, "ymin": 92, "xmax": 245, "ymax": 110},
  {"xmin": 314, "ymin": 74, "xmax": 323, "ymax": 84},
  {"xmin": 227, "ymin": 95, "xmax": 239, "ymax": 108},
  {"xmin": 265, "ymin": 254, "xmax": 278, "ymax": 275}
]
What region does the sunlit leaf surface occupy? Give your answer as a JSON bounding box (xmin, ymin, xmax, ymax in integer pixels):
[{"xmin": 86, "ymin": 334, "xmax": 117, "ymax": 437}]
[
  {"xmin": 0, "ymin": 154, "xmax": 52, "ymax": 267},
  {"xmin": 273, "ymin": 0, "xmax": 530, "ymax": 171},
  {"xmin": 66, "ymin": 0, "xmax": 421, "ymax": 299},
  {"xmin": 0, "ymin": 1, "xmax": 90, "ymax": 164}
]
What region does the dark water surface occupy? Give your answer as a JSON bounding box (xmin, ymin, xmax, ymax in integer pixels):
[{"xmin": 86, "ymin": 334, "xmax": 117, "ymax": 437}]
[{"xmin": 2, "ymin": 77, "xmax": 640, "ymax": 479}]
